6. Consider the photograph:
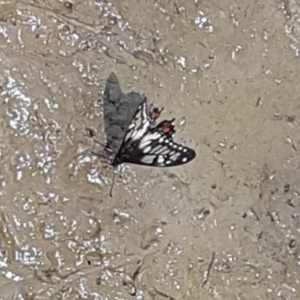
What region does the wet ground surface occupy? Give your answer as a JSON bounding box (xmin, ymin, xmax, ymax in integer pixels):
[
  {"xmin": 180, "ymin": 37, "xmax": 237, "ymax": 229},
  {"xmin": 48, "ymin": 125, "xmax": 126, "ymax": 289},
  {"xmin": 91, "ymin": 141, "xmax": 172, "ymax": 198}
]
[{"xmin": 1, "ymin": 0, "xmax": 300, "ymax": 299}]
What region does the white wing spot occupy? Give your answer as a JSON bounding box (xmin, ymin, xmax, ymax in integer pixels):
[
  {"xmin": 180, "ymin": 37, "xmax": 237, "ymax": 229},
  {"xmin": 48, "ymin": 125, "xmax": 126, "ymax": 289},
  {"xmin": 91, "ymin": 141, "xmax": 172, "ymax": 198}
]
[
  {"xmin": 161, "ymin": 150, "xmax": 171, "ymax": 155},
  {"xmin": 143, "ymin": 146, "xmax": 152, "ymax": 153},
  {"xmin": 140, "ymin": 131, "xmax": 161, "ymax": 146},
  {"xmin": 178, "ymin": 146, "xmax": 183, "ymax": 151},
  {"xmin": 140, "ymin": 155, "xmax": 155, "ymax": 164},
  {"xmin": 156, "ymin": 146, "xmax": 169, "ymax": 154},
  {"xmin": 171, "ymin": 153, "xmax": 180, "ymax": 161},
  {"xmin": 157, "ymin": 155, "xmax": 165, "ymax": 164},
  {"xmin": 139, "ymin": 139, "xmax": 152, "ymax": 148},
  {"xmin": 183, "ymin": 148, "xmax": 187, "ymax": 152},
  {"xmin": 182, "ymin": 157, "xmax": 188, "ymax": 163}
]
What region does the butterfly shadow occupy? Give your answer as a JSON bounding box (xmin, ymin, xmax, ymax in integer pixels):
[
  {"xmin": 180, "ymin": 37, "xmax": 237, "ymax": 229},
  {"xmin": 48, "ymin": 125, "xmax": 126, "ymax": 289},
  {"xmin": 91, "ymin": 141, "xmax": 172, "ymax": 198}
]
[{"xmin": 92, "ymin": 72, "xmax": 146, "ymax": 196}]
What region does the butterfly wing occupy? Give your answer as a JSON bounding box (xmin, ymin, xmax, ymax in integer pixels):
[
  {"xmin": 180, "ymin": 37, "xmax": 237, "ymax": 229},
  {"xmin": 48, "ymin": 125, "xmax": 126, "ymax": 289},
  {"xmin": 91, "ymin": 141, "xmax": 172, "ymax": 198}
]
[
  {"xmin": 112, "ymin": 97, "xmax": 151, "ymax": 166},
  {"xmin": 117, "ymin": 118, "xmax": 196, "ymax": 167},
  {"xmin": 123, "ymin": 97, "xmax": 150, "ymax": 143}
]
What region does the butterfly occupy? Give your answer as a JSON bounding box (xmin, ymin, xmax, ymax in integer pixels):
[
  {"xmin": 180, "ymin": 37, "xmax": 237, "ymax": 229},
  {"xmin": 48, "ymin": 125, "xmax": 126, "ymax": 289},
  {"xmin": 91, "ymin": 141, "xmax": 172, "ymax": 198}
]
[
  {"xmin": 111, "ymin": 97, "xmax": 196, "ymax": 168},
  {"xmin": 96, "ymin": 73, "xmax": 196, "ymax": 196}
]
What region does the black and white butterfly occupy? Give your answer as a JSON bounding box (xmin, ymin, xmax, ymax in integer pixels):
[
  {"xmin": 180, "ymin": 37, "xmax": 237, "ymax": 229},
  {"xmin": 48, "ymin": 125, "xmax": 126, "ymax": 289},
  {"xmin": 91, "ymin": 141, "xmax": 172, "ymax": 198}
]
[
  {"xmin": 111, "ymin": 97, "xmax": 196, "ymax": 168},
  {"xmin": 96, "ymin": 73, "xmax": 196, "ymax": 196}
]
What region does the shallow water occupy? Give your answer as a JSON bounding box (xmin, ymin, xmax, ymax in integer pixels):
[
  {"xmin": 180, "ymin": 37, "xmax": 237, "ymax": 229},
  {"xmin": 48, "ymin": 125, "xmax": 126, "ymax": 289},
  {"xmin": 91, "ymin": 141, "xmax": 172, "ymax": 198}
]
[{"xmin": 1, "ymin": 0, "xmax": 300, "ymax": 299}]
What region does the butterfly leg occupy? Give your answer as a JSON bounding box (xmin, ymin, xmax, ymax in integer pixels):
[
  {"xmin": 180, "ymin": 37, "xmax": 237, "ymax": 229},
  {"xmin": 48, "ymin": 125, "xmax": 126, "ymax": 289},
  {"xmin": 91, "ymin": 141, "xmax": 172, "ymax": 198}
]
[
  {"xmin": 109, "ymin": 166, "xmax": 123, "ymax": 197},
  {"xmin": 92, "ymin": 150, "xmax": 114, "ymax": 165},
  {"xmin": 86, "ymin": 127, "xmax": 107, "ymax": 149},
  {"xmin": 93, "ymin": 139, "xmax": 106, "ymax": 146}
]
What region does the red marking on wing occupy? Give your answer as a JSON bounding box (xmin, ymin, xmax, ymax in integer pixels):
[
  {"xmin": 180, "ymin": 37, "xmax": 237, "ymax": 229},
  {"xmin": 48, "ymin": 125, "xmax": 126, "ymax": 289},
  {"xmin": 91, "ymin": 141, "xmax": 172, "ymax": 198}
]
[
  {"xmin": 148, "ymin": 106, "xmax": 164, "ymax": 121},
  {"xmin": 161, "ymin": 121, "xmax": 172, "ymax": 133}
]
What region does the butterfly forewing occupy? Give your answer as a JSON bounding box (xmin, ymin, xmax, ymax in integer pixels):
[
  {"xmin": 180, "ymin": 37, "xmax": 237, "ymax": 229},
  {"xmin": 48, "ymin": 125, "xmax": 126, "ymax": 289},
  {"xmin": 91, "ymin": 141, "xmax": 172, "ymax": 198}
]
[
  {"xmin": 123, "ymin": 98, "xmax": 150, "ymax": 143},
  {"xmin": 113, "ymin": 98, "xmax": 151, "ymax": 165}
]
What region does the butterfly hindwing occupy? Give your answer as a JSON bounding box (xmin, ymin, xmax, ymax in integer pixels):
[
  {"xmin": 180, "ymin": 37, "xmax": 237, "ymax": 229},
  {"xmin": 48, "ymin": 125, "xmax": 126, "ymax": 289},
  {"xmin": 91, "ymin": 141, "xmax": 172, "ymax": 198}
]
[{"xmin": 121, "ymin": 119, "xmax": 196, "ymax": 167}]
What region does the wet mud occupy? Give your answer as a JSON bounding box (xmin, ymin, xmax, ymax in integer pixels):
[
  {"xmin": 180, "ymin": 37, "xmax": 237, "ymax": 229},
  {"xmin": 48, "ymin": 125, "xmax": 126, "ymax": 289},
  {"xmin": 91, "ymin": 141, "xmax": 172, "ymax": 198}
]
[{"xmin": 1, "ymin": 0, "xmax": 300, "ymax": 299}]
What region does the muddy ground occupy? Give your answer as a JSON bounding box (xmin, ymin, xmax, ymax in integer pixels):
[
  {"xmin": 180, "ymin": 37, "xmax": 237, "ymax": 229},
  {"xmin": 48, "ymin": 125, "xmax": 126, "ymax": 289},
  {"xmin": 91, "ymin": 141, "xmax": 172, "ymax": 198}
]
[{"xmin": 1, "ymin": 0, "xmax": 300, "ymax": 299}]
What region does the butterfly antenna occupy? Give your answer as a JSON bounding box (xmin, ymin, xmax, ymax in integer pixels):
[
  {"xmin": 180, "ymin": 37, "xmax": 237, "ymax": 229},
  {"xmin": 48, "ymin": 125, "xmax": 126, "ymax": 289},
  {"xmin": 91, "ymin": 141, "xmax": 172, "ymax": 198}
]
[{"xmin": 109, "ymin": 169, "xmax": 117, "ymax": 197}]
